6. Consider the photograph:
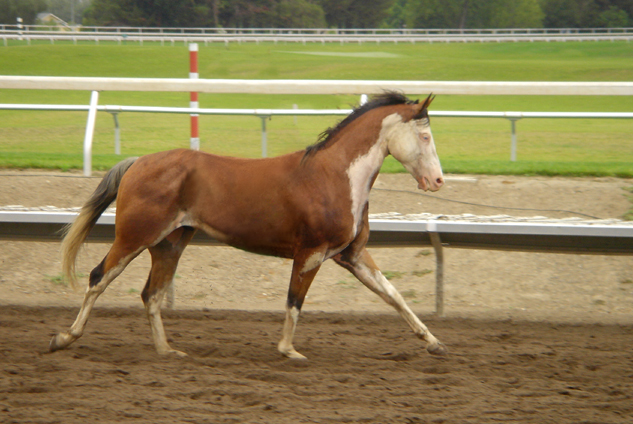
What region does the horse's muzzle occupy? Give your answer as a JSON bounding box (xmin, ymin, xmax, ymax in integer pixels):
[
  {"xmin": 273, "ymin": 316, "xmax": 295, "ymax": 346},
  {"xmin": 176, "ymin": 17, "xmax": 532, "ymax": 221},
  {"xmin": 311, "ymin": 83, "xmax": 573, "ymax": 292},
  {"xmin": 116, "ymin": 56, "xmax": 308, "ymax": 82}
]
[{"xmin": 418, "ymin": 176, "xmax": 444, "ymax": 192}]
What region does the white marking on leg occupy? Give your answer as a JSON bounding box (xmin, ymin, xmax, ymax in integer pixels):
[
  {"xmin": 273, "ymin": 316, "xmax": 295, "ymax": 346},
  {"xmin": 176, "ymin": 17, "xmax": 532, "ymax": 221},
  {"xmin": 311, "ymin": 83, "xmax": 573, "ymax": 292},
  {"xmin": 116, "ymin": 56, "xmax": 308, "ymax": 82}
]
[
  {"xmin": 146, "ymin": 280, "xmax": 187, "ymax": 357},
  {"xmin": 278, "ymin": 305, "xmax": 306, "ymax": 359},
  {"xmin": 301, "ymin": 251, "xmax": 324, "ymax": 274},
  {"xmin": 354, "ymin": 262, "xmax": 441, "ymax": 350},
  {"xmin": 50, "ymin": 250, "xmax": 140, "ymax": 352},
  {"xmin": 165, "ymin": 279, "xmax": 175, "ymax": 309}
]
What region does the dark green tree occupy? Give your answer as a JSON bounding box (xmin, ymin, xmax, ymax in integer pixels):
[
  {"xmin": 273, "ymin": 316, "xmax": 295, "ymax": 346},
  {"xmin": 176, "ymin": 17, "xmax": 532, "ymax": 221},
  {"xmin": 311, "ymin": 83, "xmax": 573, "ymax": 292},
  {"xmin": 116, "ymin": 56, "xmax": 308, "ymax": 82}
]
[
  {"xmin": 539, "ymin": 0, "xmax": 633, "ymax": 27},
  {"xmin": 0, "ymin": 0, "xmax": 49, "ymax": 25},
  {"xmin": 598, "ymin": 5, "xmax": 630, "ymax": 26},
  {"xmin": 404, "ymin": 0, "xmax": 544, "ymax": 29},
  {"xmin": 541, "ymin": 0, "xmax": 600, "ymax": 27},
  {"xmin": 319, "ymin": 0, "xmax": 395, "ymax": 28},
  {"xmin": 274, "ymin": 0, "xmax": 326, "ymax": 28},
  {"xmin": 381, "ymin": 0, "xmax": 408, "ymax": 28},
  {"xmin": 84, "ymin": 0, "xmax": 211, "ymax": 26},
  {"xmin": 217, "ymin": 0, "xmax": 276, "ymax": 28},
  {"xmin": 485, "ymin": 0, "xmax": 544, "ymax": 27}
]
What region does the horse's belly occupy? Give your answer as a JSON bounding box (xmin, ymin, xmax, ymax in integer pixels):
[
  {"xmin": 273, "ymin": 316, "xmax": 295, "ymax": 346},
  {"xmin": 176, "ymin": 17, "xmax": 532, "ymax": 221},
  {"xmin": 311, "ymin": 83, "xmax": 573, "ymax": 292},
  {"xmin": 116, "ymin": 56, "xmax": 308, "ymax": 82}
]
[{"xmin": 195, "ymin": 216, "xmax": 296, "ymax": 258}]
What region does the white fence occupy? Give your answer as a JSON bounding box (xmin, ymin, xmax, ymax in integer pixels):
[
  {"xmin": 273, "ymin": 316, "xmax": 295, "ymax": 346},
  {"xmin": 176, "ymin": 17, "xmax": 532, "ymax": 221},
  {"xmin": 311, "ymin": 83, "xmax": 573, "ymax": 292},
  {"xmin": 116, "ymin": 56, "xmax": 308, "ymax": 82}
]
[
  {"xmin": 3, "ymin": 25, "xmax": 633, "ymax": 35},
  {"xmin": 3, "ymin": 33, "xmax": 633, "ymax": 45},
  {"xmin": 2, "ymin": 25, "xmax": 633, "ymax": 45},
  {"xmin": 1, "ymin": 76, "xmax": 631, "ymax": 175},
  {"xmin": 2, "ymin": 76, "xmax": 632, "ymax": 95},
  {"xmin": 2, "ymin": 101, "xmax": 632, "ymax": 174}
]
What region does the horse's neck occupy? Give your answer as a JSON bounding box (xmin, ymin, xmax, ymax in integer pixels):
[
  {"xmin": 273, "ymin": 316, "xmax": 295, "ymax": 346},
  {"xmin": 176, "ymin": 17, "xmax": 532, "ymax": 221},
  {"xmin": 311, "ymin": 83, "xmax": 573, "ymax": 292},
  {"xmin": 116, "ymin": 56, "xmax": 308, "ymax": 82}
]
[
  {"xmin": 345, "ymin": 137, "xmax": 386, "ymax": 229},
  {"xmin": 334, "ymin": 117, "xmax": 389, "ymax": 187},
  {"xmin": 313, "ymin": 121, "xmax": 388, "ymax": 230},
  {"xmin": 306, "ymin": 110, "xmax": 393, "ymax": 197}
]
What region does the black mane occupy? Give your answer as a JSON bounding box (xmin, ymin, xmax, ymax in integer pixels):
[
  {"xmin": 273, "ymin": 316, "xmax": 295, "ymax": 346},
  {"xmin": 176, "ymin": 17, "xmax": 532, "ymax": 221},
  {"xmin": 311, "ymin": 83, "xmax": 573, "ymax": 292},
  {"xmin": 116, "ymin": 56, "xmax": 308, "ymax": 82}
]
[{"xmin": 303, "ymin": 91, "xmax": 417, "ymax": 160}]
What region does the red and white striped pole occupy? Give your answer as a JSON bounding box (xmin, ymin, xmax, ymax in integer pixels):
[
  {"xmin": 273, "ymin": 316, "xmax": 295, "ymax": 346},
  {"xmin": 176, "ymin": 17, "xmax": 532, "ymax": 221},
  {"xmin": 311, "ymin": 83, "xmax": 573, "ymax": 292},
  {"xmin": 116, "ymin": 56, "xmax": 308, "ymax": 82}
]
[{"xmin": 189, "ymin": 43, "xmax": 199, "ymax": 150}]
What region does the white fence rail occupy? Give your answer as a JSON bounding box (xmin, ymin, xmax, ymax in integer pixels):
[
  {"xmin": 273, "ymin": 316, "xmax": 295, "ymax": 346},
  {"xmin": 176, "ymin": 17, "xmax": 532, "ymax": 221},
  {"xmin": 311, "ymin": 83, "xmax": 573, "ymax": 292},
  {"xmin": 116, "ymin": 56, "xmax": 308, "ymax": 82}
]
[
  {"xmin": 2, "ymin": 25, "xmax": 633, "ymax": 44},
  {"xmin": 2, "ymin": 76, "xmax": 633, "ymax": 95},
  {"xmin": 3, "ymin": 33, "xmax": 633, "ymax": 45},
  {"xmin": 2, "ymin": 101, "xmax": 633, "ymax": 172},
  {"xmin": 3, "ymin": 25, "xmax": 633, "ymax": 35}
]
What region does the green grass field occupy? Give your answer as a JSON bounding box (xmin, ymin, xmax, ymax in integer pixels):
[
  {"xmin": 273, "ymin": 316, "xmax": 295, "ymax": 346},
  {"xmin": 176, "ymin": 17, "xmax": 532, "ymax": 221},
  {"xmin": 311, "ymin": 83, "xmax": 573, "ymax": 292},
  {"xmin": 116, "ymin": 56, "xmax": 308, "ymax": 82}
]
[{"xmin": 0, "ymin": 40, "xmax": 632, "ymax": 176}]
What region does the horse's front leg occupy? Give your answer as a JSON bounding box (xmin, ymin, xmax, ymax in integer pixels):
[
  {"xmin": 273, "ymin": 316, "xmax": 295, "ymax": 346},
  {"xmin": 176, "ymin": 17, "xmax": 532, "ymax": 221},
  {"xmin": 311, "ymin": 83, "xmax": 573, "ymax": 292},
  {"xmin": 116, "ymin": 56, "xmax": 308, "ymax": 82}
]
[
  {"xmin": 334, "ymin": 248, "xmax": 447, "ymax": 356},
  {"xmin": 278, "ymin": 249, "xmax": 324, "ymax": 360}
]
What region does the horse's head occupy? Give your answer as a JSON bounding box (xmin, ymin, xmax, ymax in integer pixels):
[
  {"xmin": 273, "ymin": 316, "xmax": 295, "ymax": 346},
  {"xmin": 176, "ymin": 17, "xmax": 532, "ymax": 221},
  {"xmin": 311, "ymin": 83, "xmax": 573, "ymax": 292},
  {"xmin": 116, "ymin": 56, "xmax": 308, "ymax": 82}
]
[{"xmin": 384, "ymin": 94, "xmax": 444, "ymax": 192}]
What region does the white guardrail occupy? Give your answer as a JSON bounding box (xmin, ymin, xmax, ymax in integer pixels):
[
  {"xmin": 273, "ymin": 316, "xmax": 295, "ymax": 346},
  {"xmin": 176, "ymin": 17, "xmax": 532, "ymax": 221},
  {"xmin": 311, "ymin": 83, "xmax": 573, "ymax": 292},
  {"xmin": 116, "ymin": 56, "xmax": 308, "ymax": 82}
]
[
  {"xmin": 2, "ymin": 101, "xmax": 633, "ymax": 173},
  {"xmin": 1, "ymin": 209, "xmax": 632, "ymax": 315},
  {"xmin": 3, "ymin": 33, "xmax": 633, "ymax": 45},
  {"xmin": 2, "ymin": 76, "xmax": 632, "ymax": 95},
  {"xmin": 2, "ymin": 25, "xmax": 633, "ymax": 44},
  {"xmin": 3, "ymin": 25, "xmax": 633, "ymax": 35}
]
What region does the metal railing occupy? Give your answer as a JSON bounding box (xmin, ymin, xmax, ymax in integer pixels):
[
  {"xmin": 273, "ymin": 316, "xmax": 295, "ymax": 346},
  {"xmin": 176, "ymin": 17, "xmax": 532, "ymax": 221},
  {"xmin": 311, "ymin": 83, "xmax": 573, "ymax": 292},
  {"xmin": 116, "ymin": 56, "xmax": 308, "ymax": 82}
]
[
  {"xmin": 2, "ymin": 76, "xmax": 632, "ymax": 95},
  {"xmin": 2, "ymin": 24, "xmax": 633, "ymax": 35},
  {"xmin": 2, "ymin": 25, "xmax": 633, "ymax": 44},
  {"xmin": 1, "ymin": 76, "xmax": 631, "ymax": 175},
  {"xmin": 2, "ymin": 101, "xmax": 632, "ymax": 174},
  {"xmin": 1, "ymin": 209, "xmax": 631, "ymax": 315}
]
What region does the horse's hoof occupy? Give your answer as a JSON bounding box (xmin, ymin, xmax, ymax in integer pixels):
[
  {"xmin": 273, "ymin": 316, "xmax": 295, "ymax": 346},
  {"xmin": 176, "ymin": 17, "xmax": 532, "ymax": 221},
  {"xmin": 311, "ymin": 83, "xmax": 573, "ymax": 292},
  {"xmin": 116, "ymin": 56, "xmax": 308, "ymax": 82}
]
[
  {"xmin": 427, "ymin": 342, "xmax": 448, "ymax": 356},
  {"xmin": 158, "ymin": 349, "xmax": 188, "ymax": 358},
  {"xmin": 281, "ymin": 349, "xmax": 308, "ymax": 360},
  {"xmin": 49, "ymin": 333, "xmax": 70, "ymax": 352}
]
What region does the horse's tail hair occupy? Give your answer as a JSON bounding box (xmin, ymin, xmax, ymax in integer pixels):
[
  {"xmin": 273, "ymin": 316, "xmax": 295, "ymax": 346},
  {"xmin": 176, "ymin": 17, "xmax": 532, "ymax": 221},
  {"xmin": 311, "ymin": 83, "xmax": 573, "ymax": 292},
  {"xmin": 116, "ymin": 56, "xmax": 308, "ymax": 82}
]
[{"xmin": 61, "ymin": 157, "xmax": 138, "ymax": 289}]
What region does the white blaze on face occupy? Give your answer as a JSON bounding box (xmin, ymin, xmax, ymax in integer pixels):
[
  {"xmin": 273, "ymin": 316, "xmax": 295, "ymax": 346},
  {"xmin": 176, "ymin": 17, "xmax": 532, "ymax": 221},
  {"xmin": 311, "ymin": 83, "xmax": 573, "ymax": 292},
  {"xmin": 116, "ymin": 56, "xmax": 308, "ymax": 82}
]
[{"xmin": 386, "ymin": 114, "xmax": 443, "ymax": 192}]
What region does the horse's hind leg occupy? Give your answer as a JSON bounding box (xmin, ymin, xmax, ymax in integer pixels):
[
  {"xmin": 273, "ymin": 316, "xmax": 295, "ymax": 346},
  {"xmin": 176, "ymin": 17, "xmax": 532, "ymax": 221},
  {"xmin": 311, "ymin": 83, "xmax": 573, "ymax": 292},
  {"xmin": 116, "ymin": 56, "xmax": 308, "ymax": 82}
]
[
  {"xmin": 142, "ymin": 227, "xmax": 194, "ymax": 357},
  {"xmin": 49, "ymin": 241, "xmax": 142, "ymax": 352}
]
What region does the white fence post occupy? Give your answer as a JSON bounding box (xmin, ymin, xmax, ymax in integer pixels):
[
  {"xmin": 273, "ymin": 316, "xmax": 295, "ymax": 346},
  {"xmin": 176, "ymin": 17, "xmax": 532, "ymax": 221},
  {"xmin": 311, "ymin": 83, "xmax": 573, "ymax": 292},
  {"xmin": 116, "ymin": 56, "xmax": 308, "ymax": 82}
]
[
  {"xmin": 259, "ymin": 116, "xmax": 269, "ymax": 157},
  {"xmin": 508, "ymin": 117, "xmax": 521, "ymax": 162},
  {"xmin": 83, "ymin": 91, "xmax": 99, "ymax": 176},
  {"xmin": 111, "ymin": 112, "xmax": 121, "ymax": 155}
]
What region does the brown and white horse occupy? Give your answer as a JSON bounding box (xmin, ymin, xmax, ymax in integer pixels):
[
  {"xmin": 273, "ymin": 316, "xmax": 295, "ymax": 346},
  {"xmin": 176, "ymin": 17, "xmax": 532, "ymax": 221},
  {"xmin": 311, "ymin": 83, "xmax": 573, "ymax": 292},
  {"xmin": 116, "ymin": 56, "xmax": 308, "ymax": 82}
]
[{"xmin": 51, "ymin": 92, "xmax": 446, "ymax": 359}]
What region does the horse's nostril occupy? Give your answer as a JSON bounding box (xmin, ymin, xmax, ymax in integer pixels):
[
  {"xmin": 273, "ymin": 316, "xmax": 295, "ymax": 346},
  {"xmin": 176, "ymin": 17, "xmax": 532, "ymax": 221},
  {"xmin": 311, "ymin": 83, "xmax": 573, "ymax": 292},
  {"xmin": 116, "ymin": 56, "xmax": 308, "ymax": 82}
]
[{"xmin": 436, "ymin": 177, "xmax": 444, "ymax": 186}]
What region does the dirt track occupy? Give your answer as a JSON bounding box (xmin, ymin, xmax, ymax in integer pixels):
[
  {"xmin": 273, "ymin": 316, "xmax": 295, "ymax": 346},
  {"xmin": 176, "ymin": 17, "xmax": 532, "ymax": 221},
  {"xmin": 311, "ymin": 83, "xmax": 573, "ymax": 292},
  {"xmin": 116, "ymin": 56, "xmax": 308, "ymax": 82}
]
[
  {"xmin": 2, "ymin": 306, "xmax": 632, "ymax": 423},
  {"xmin": 1, "ymin": 170, "xmax": 632, "ymax": 422}
]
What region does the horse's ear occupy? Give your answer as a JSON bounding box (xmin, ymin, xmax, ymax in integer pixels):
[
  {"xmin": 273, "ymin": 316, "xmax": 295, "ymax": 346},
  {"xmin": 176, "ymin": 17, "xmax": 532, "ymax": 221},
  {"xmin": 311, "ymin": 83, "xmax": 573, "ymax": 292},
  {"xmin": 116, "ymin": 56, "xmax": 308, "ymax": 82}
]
[
  {"xmin": 411, "ymin": 93, "xmax": 434, "ymax": 121},
  {"xmin": 422, "ymin": 93, "xmax": 435, "ymax": 109}
]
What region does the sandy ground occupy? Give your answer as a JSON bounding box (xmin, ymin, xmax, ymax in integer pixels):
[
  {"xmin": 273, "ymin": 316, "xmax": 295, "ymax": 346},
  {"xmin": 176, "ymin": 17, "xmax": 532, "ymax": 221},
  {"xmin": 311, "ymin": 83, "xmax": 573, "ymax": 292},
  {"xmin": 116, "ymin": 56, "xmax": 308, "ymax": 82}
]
[
  {"xmin": 1, "ymin": 306, "xmax": 632, "ymax": 423},
  {"xmin": 1, "ymin": 169, "xmax": 632, "ymax": 423}
]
